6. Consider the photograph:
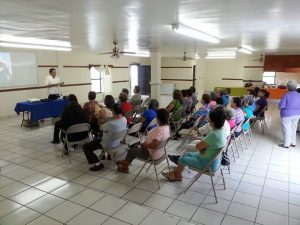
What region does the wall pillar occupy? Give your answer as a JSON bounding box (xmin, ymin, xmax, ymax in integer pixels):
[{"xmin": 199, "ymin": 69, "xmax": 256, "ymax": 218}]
[{"xmin": 150, "ymin": 50, "xmax": 161, "ymax": 103}]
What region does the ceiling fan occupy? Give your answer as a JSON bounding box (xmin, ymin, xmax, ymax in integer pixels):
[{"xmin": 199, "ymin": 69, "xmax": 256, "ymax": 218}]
[
  {"xmin": 175, "ymin": 52, "xmax": 195, "ymax": 61},
  {"xmin": 253, "ymin": 54, "xmax": 264, "ymax": 63},
  {"xmin": 97, "ymin": 41, "xmax": 135, "ymax": 58}
]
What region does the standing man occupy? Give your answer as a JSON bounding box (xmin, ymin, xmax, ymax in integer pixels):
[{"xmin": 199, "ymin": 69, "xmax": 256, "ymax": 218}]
[{"xmin": 45, "ymin": 68, "xmax": 64, "ymax": 99}]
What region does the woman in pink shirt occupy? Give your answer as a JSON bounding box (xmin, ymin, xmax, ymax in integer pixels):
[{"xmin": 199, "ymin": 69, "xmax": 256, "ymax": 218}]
[
  {"xmin": 116, "ymin": 109, "xmax": 170, "ymax": 173},
  {"xmin": 225, "ymin": 108, "xmax": 236, "ymax": 130}
]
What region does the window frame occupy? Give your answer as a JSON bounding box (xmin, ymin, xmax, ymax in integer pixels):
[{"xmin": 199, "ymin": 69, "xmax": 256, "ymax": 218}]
[
  {"xmin": 129, "ymin": 64, "xmax": 139, "ymax": 95},
  {"xmin": 262, "ymin": 71, "xmax": 276, "ymax": 85},
  {"xmin": 90, "ymin": 66, "xmax": 104, "ymax": 93}
]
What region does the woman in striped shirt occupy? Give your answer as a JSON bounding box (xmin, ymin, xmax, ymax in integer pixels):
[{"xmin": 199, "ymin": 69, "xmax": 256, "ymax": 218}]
[{"xmin": 231, "ymin": 97, "xmax": 245, "ymax": 137}]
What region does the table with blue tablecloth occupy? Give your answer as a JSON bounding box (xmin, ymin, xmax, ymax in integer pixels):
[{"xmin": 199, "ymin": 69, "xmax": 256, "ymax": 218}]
[{"xmin": 15, "ymin": 99, "xmax": 68, "ymax": 127}]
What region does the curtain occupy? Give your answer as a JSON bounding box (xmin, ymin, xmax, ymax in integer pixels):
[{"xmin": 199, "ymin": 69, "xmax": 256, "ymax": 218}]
[{"xmin": 95, "ymin": 65, "xmax": 112, "ymax": 95}]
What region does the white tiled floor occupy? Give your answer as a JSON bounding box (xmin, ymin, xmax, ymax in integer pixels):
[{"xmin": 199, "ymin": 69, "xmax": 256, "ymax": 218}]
[{"xmin": 0, "ymin": 102, "xmax": 300, "ymax": 224}]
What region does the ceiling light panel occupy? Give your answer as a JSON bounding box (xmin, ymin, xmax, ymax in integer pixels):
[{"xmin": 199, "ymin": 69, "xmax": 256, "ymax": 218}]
[
  {"xmin": 0, "ymin": 42, "xmax": 72, "ymax": 51},
  {"xmin": 172, "ymin": 23, "xmax": 220, "ymax": 44}
]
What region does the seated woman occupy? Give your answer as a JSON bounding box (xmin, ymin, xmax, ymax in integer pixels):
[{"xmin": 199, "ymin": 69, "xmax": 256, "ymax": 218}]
[
  {"xmin": 130, "ymin": 85, "xmax": 142, "ymax": 107},
  {"xmin": 51, "ymin": 94, "xmax": 87, "ymax": 146},
  {"xmin": 225, "ymin": 108, "xmax": 236, "ymax": 130},
  {"xmin": 168, "ymin": 107, "xmax": 230, "ymax": 165},
  {"xmin": 222, "ymin": 88, "xmax": 231, "ymax": 107},
  {"xmin": 95, "ymin": 95, "xmax": 115, "ymax": 134},
  {"xmin": 253, "ymin": 89, "xmax": 269, "ymax": 117},
  {"xmin": 181, "ymin": 89, "xmax": 192, "ymax": 117},
  {"xmin": 163, "ymin": 107, "xmax": 227, "ymax": 181},
  {"xmin": 196, "ymin": 94, "xmax": 216, "ymax": 115},
  {"xmin": 122, "ymin": 88, "xmax": 129, "ymax": 96},
  {"xmin": 166, "ymin": 89, "xmax": 184, "ymax": 121},
  {"xmin": 119, "ymin": 92, "xmax": 133, "ymax": 124},
  {"xmin": 231, "ymin": 97, "xmax": 245, "ymax": 136},
  {"xmin": 242, "ymin": 97, "xmax": 254, "ymax": 131},
  {"xmin": 83, "ymin": 91, "xmax": 99, "ymax": 132},
  {"xmin": 139, "ymin": 99, "xmax": 158, "ymax": 132},
  {"xmin": 116, "ymin": 109, "xmax": 170, "ymax": 173},
  {"xmin": 83, "ymin": 103, "xmax": 127, "ymax": 171},
  {"xmin": 245, "ymin": 89, "xmax": 256, "ymax": 111}
]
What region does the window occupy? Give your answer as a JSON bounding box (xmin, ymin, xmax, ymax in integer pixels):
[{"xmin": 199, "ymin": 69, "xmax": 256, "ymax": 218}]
[
  {"xmin": 130, "ymin": 64, "xmax": 139, "ymax": 95},
  {"xmin": 262, "ymin": 72, "xmax": 276, "ymax": 85},
  {"xmin": 90, "ymin": 67, "xmax": 104, "ymax": 93}
]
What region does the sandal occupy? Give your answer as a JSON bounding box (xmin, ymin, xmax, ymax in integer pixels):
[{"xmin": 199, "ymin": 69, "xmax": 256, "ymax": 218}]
[
  {"xmin": 115, "ymin": 161, "xmax": 129, "ymax": 173},
  {"xmin": 161, "ymin": 172, "xmax": 182, "ymax": 182}
]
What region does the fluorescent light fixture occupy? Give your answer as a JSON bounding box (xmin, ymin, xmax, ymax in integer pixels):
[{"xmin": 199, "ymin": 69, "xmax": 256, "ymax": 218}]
[
  {"xmin": 206, "ymin": 55, "xmax": 236, "ymax": 59},
  {"xmin": 238, "ymin": 47, "xmax": 252, "ymax": 54},
  {"xmin": 0, "ymin": 42, "xmax": 72, "ymax": 51},
  {"xmin": 123, "ymin": 52, "xmax": 150, "ymax": 57},
  {"xmin": 0, "ymin": 34, "xmax": 71, "ymax": 47},
  {"xmin": 206, "ymin": 50, "xmax": 236, "ymax": 59},
  {"xmin": 172, "ymin": 23, "xmax": 220, "ymax": 44}
]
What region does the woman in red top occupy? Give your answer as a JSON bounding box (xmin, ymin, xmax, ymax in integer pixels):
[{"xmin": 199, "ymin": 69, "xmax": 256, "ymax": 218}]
[{"xmin": 119, "ymin": 92, "xmax": 132, "ymax": 124}]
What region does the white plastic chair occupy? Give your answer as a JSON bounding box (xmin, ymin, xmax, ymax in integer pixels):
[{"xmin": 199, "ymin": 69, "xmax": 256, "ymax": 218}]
[
  {"xmin": 141, "ymin": 97, "xmax": 151, "ymax": 108},
  {"xmin": 242, "ymin": 116, "xmax": 253, "ymax": 144},
  {"xmin": 125, "ymin": 123, "xmax": 143, "ymax": 146},
  {"xmin": 62, "ymin": 123, "xmax": 91, "ymax": 163},
  {"xmin": 182, "ymin": 147, "xmax": 227, "ymax": 203},
  {"xmin": 251, "ymin": 106, "xmax": 268, "ymax": 133},
  {"xmin": 133, "ymin": 138, "xmax": 170, "ymax": 188},
  {"xmin": 140, "ymin": 118, "xmax": 157, "ymax": 138}
]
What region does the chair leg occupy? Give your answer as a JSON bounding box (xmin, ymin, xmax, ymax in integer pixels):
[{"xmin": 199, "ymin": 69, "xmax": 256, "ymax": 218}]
[
  {"xmin": 233, "ymin": 138, "xmax": 240, "ymax": 158},
  {"xmin": 227, "ymin": 165, "xmax": 230, "ymax": 174},
  {"xmin": 242, "ymin": 133, "xmax": 248, "ymax": 150},
  {"xmin": 146, "ymin": 164, "xmax": 152, "ymax": 172},
  {"xmin": 182, "ymin": 173, "xmax": 201, "ymax": 193},
  {"xmin": 210, "ymin": 175, "xmax": 218, "ymax": 203},
  {"xmin": 133, "ymin": 162, "xmax": 147, "ymax": 182},
  {"xmin": 221, "ymin": 168, "xmax": 226, "ymax": 190},
  {"xmin": 67, "ymin": 145, "xmax": 71, "ymax": 164},
  {"xmin": 230, "ymin": 145, "xmax": 236, "ymax": 162},
  {"xmin": 166, "ymin": 156, "xmax": 171, "ymax": 173},
  {"xmin": 153, "ymin": 165, "xmax": 160, "ymax": 189}
]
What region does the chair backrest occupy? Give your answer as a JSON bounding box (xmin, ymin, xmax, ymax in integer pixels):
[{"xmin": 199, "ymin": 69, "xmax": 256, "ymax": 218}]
[
  {"xmin": 141, "ymin": 97, "xmax": 151, "ymax": 107},
  {"xmin": 170, "ymin": 107, "xmax": 184, "ymax": 122},
  {"xmin": 132, "ymin": 100, "xmax": 143, "ymax": 108},
  {"xmin": 235, "ymin": 120, "xmax": 244, "ymax": 131},
  {"xmin": 66, "ymin": 123, "xmax": 90, "ymax": 135},
  {"xmin": 65, "ymin": 123, "xmax": 90, "ymax": 143},
  {"xmin": 256, "ymin": 105, "xmax": 268, "ymax": 118},
  {"xmin": 146, "ymin": 118, "xmax": 157, "ymax": 130},
  {"xmin": 242, "ymin": 116, "xmax": 252, "ymax": 130},
  {"xmin": 134, "ymin": 106, "xmax": 147, "ymax": 115},
  {"xmin": 150, "ymin": 137, "xmax": 170, "ymax": 163},
  {"xmin": 124, "ymin": 110, "xmax": 136, "ymax": 119},
  {"xmin": 230, "ymin": 126, "xmax": 237, "ymax": 134},
  {"xmin": 110, "ymin": 129, "xmax": 128, "ymax": 143},
  {"xmin": 201, "ymin": 146, "xmax": 226, "ymax": 172},
  {"xmin": 128, "ymin": 123, "xmax": 143, "ymax": 135}
]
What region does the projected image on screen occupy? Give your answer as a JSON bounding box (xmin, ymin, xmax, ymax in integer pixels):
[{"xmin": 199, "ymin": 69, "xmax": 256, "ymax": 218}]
[
  {"xmin": 0, "ymin": 52, "xmax": 38, "ymax": 88},
  {"xmin": 0, "ymin": 53, "xmax": 12, "ymax": 83}
]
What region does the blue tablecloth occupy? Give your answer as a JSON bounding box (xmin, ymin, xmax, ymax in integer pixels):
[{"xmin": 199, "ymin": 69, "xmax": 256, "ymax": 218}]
[{"xmin": 15, "ymin": 99, "xmax": 68, "ymax": 121}]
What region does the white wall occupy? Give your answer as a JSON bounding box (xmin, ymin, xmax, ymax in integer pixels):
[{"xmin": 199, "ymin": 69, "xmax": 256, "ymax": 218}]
[
  {"xmin": 276, "ymin": 72, "xmax": 300, "ymax": 84},
  {"xmin": 198, "ymin": 55, "xmax": 263, "ymax": 92},
  {"xmin": 0, "ymin": 49, "xmax": 149, "ymax": 117}
]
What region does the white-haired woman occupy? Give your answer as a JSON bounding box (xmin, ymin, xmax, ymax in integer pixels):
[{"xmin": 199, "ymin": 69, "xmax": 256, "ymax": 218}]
[{"xmin": 278, "ymin": 80, "xmax": 300, "ymax": 148}]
